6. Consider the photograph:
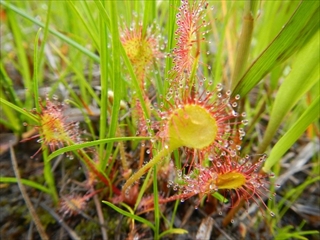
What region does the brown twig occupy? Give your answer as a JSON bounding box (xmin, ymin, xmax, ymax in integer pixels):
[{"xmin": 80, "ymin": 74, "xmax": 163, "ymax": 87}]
[
  {"xmin": 10, "ymin": 145, "xmax": 49, "ymax": 240},
  {"xmin": 39, "ymin": 201, "xmax": 80, "ymax": 240},
  {"xmin": 92, "ymin": 187, "xmax": 108, "ymax": 240}
]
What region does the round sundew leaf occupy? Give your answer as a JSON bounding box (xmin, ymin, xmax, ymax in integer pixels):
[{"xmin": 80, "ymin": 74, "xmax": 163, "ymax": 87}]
[
  {"xmin": 216, "ymin": 172, "xmax": 246, "ymax": 190},
  {"xmin": 168, "ymin": 104, "xmax": 218, "ymax": 149},
  {"xmin": 40, "ymin": 113, "xmax": 68, "ymax": 143}
]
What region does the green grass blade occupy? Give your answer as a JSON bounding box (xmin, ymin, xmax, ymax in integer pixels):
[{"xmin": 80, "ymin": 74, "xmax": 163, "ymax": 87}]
[
  {"xmin": 142, "ymin": 1, "xmax": 155, "ymax": 36},
  {"xmin": 212, "ymin": 192, "xmax": 228, "ymax": 203},
  {"xmin": 42, "ymin": 148, "xmax": 58, "ymax": 203},
  {"xmin": 153, "ymin": 165, "xmax": 160, "ymax": 239},
  {"xmin": 33, "ymin": 28, "xmax": 42, "ymax": 112},
  {"xmin": 253, "ymin": 2, "xmax": 299, "ymax": 58},
  {"xmin": 94, "ymin": 0, "xmax": 111, "ymax": 29},
  {"xmin": 0, "ymin": 98, "xmax": 38, "ymax": 123},
  {"xmin": 159, "ymin": 229, "xmax": 188, "ymax": 239},
  {"xmin": 0, "ymin": 177, "xmax": 51, "ymax": 194},
  {"xmin": 67, "ymin": 1, "xmax": 99, "ymax": 50},
  {"xmin": 37, "ymin": 0, "xmax": 51, "ymax": 85},
  {"xmin": 164, "ymin": 0, "xmax": 179, "ymax": 96},
  {"xmin": 263, "ymin": 95, "xmax": 320, "ymax": 172},
  {"xmin": 102, "ymin": 201, "xmax": 155, "ymax": 231},
  {"xmin": 230, "ymin": 0, "xmax": 258, "ymax": 89},
  {"xmin": 257, "ymin": 30, "xmax": 320, "ymax": 155},
  {"xmin": 98, "ymin": 7, "xmax": 109, "ymax": 163},
  {"xmin": 0, "ymin": 115, "xmax": 19, "ymax": 131},
  {"xmin": 101, "ymin": 1, "xmax": 122, "ymax": 170},
  {"xmin": 0, "ymin": 63, "xmax": 22, "ymax": 107},
  {"xmin": 47, "ymin": 137, "xmax": 150, "ymax": 161},
  {"xmin": 1, "ymin": 1, "xmax": 100, "ymax": 62},
  {"xmin": 0, "ymin": 89, "xmax": 21, "ymax": 132},
  {"xmin": 81, "ymin": 1, "xmax": 99, "ymax": 34},
  {"xmin": 94, "ymin": 0, "xmax": 150, "ymax": 119},
  {"xmin": 6, "ymin": 4, "xmax": 32, "ymax": 109},
  {"xmin": 232, "ymin": 1, "xmax": 319, "ymax": 96},
  {"xmin": 213, "ymin": 1, "xmax": 233, "ymax": 86},
  {"xmin": 133, "ymin": 168, "xmax": 152, "ymax": 212}
]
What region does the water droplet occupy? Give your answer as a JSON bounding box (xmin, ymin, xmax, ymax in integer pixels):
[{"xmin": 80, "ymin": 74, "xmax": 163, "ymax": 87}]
[
  {"xmin": 125, "ymin": 188, "xmax": 130, "ymax": 197},
  {"xmin": 239, "ymin": 158, "xmax": 245, "ymax": 164},
  {"xmin": 241, "ymin": 120, "xmax": 249, "ymax": 125},
  {"xmin": 270, "ymin": 212, "xmax": 275, "ymax": 217},
  {"xmin": 216, "ymin": 83, "xmax": 223, "ymax": 91},
  {"xmin": 230, "ymin": 150, "xmax": 236, "ymax": 157},
  {"xmin": 259, "ymin": 157, "xmax": 265, "ymax": 162}
]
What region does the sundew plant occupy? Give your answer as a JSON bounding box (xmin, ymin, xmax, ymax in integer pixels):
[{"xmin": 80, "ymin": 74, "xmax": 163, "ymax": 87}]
[{"xmin": 0, "ymin": 1, "xmax": 319, "ymax": 239}]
